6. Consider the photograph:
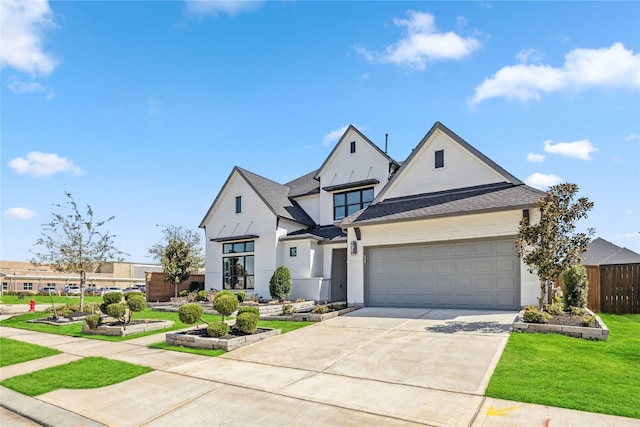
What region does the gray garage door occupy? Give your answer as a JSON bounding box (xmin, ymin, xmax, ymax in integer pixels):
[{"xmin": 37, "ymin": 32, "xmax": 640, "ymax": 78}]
[{"xmin": 365, "ymin": 238, "xmax": 520, "ymax": 309}]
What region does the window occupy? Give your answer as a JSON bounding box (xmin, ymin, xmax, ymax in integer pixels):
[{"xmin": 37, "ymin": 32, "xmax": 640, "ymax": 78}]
[
  {"xmin": 350, "ymin": 141, "xmax": 356, "ymax": 153},
  {"xmin": 222, "ymin": 240, "xmax": 254, "ymax": 290},
  {"xmin": 333, "ymin": 187, "xmax": 374, "ymax": 220},
  {"xmin": 435, "ymin": 149, "xmax": 444, "ymax": 168},
  {"xmin": 289, "ymin": 247, "xmax": 297, "ymax": 257},
  {"xmin": 2, "ymin": 282, "xmax": 7, "ymax": 291},
  {"xmin": 23, "ymin": 282, "xmax": 33, "ymax": 290},
  {"xmin": 235, "ymin": 196, "xmax": 242, "ymax": 213}
]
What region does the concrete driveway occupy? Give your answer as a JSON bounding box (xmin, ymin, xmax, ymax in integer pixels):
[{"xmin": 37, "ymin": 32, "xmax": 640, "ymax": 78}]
[{"xmin": 5, "ymin": 307, "xmax": 636, "ymax": 426}]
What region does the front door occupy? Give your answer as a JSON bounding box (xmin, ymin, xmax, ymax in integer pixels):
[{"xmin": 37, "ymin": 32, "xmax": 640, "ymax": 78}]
[{"xmin": 331, "ymin": 248, "xmax": 347, "ymax": 302}]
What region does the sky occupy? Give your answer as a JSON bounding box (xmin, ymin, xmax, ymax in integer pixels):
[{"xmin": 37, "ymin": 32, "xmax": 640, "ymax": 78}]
[{"xmin": 1, "ymin": 0, "xmax": 639, "ymax": 263}]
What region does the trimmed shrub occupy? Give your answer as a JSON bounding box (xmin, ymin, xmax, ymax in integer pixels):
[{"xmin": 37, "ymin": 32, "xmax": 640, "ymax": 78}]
[
  {"xmin": 581, "ymin": 314, "xmax": 596, "ymax": 327},
  {"xmin": 178, "ymin": 303, "xmax": 204, "ymax": 325},
  {"xmin": 127, "ymin": 295, "xmax": 146, "ymax": 323},
  {"xmin": 312, "ymin": 305, "xmax": 328, "ymax": 314},
  {"xmin": 544, "ymin": 302, "xmax": 564, "ymax": 315},
  {"xmin": 269, "ymin": 265, "xmax": 292, "ymax": 301},
  {"xmin": 197, "ymin": 290, "xmax": 207, "ymax": 301},
  {"xmin": 85, "ymin": 314, "xmax": 102, "ymax": 329},
  {"xmin": 236, "ymin": 312, "xmax": 258, "ymax": 334},
  {"xmin": 103, "ymin": 292, "xmax": 122, "ymax": 305},
  {"xmin": 207, "ymin": 321, "xmax": 230, "ymax": 337},
  {"xmin": 563, "ymin": 264, "xmax": 589, "ymax": 310},
  {"xmin": 569, "ymin": 306, "xmax": 586, "ymax": 316},
  {"xmin": 179, "ymin": 290, "xmax": 189, "ymax": 297},
  {"xmin": 214, "ymin": 294, "xmax": 238, "ymax": 322},
  {"xmin": 214, "ymin": 290, "xmax": 234, "ymax": 301},
  {"xmin": 522, "ymin": 305, "xmax": 552, "ymax": 323},
  {"xmin": 106, "ymin": 303, "xmax": 126, "ymax": 321},
  {"xmin": 283, "ymin": 304, "xmax": 296, "ymax": 314},
  {"xmin": 237, "ymin": 291, "xmax": 246, "ymax": 303},
  {"xmin": 238, "ymin": 306, "xmax": 260, "ymax": 317}
]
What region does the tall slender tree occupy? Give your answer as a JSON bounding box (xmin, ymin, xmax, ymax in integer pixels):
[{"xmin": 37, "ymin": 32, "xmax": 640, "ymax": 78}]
[
  {"xmin": 517, "ymin": 183, "xmax": 595, "ymax": 309},
  {"xmin": 148, "ymin": 225, "xmax": 205, "ymax": 297},
  {"xmin": 31, "ymin": 192, "xmax": 126, "ymax": 311}
]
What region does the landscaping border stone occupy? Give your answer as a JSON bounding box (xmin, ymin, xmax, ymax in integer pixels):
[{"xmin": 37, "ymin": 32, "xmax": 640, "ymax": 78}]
[
  {"xmin": 260, "ymin": 306, "xmax": 360, "ymax": 322},
  {"xmin": 513, "ymin": 309, "xmax": 609, "ymax": 340},
  {"xmin": 82, "ymin": 320, "xmax": 174, "ymax": 336},
  {"xmin": 165, "ymin": 327, "xmax": 280, "ymax": 351}
]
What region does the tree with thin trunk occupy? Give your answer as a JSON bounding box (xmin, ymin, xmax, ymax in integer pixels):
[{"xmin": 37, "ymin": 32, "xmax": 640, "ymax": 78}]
[
  {"xmin": 516, "ymin": 183, "xmax": 595, "ymax": 310},
  {"xmin": 148, "ymin": 225, "xmax": 204, "ymax": 297},
  {"xmin": 30, "ymin": 192, "xmax": 126, "ymax": 311}
]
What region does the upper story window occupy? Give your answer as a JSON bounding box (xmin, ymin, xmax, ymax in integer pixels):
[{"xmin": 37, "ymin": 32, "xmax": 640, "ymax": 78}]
[
  {"xmin": 223, "ymin": 240, "xmax": 254, "ymax": 254},
  {"xmin": 333, "ymin": 187, "xmax": 374, "ymax": 220},
  {"xmin": 289, "ymin": 247, "xmax": 297, "ymax": 257},
  {"xmin": 435, "ymin": 149, "xmax": 444, "ymax": 169},
  {"xmin": 350, "ymin": 141, "xmax": 356, "ymax": 153},
  {"xmin": 235, "ymin": 196, "xmax": 242, "ymax": 213}
]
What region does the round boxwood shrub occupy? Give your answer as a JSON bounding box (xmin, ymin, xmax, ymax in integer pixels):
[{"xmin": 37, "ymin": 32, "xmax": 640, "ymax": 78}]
[
  {"xmin": 85, "ymin": 313, "xmax": 102, "ymax": 329},
  {"xmin": 179, "ymin": 290, "xmax": 189, "ymax": 297},
  {"xmin": 235, "ymin": 312, "xmax": 258, "ymax": 334},
  {"xmin": 197, "ymin": 290, "xmax": 207, "ymax": 301},
  {"xmin": 269, "ymin": 265, "xmax": 292, "ymax": 301},
  {"xmin": 214, "ymin": 290, "xmax": 234, "ymax": 301},
  {"xmin": 236, "ymin": 291, "xmax": 246, "ymax": 302},
  {"xmin": 178, "ymin": 303, "xmax": 204, "ymax": 325},
  {"xmin": 238, "ymin": 306, "xmax": 259, "ymax": 317},
  {"xmin": 106, "ymin": 303, "xmax": 125, "ymax": 321},
  {"xmin": 103, "ymin": 292, "xmax": 123, "ymax": 304},
  {"xmin": 127, "ymin": 295, "xmax": 146, "ymax": 321},
  {"xmin": 207, "ymin": 321, "xmax": 230, "ymax": 337},
  {"xmin": 214, "ymin": 294, "xmax": 238, "ymax": 322}
]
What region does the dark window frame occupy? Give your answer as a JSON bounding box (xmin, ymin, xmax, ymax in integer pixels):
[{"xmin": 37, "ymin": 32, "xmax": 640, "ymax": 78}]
[
  {"xmin": 350, "ymin": 141, "xmax": 356, "ymax": 153},
  {"xmin": 333, "ymin": 187, "xmax": 374, "ymax": 220},
  {"xmin": 222, "ymin": 240, "xmax": 255, "ymax": 290},
  {"xmin": 289, "ymin": 247, "xmax": 297, "ymax": 257},
  {"xmin": 235, "ymin": 196, "xmax": 242, "ymax": 213},
  {"xmin": 435, "ymin": 149, "xmax": 444, "ymax": 169}
]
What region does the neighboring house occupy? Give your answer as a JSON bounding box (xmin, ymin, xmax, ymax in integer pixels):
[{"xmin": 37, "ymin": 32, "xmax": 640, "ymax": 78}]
[
  {"xmin": 583, "ymin": 237, "xmax": 640, "ymax": 266},
  {"xmin": 200, "ymin": 122, "xmax": 546, "ymax": 309}
]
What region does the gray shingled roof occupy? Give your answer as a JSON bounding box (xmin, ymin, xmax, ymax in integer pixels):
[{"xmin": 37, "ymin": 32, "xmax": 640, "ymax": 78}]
[
  {"xmin": 284, "ymin": 170, "xmax": 320, "ymax": 197},
  {"xmin": 280, "ymin": 225, "xmax": 347, "ymax": 243},
  {"xmin": 236, "ymin": 167, "xmax": 316, "ymax": 226},
  {"xmin": 583, "ymin": 237, "xmax": 640, "ymax": 265},
  {"xmin": 342, "ymin": 182, "xmax": 544, "ymax": 226}
]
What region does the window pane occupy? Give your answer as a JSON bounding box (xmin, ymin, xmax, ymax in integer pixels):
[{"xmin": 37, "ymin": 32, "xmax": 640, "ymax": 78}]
[
  {"xmin": 223, "ymin": 258, "xmax": 232, "ymax": 274},
  {"xmin": 362, "ymin": 188, "xmax": 374, "ymax": 203},
  {"xmin": 223, "ymin": 243, "xmax": 232, "ymax": 254},
  {"xmin": 245, "ymin": 241, "xmax": 254, "ymax": 252},
  {"xmin": 233, "ymin": 242, "xmax": 245, "ymax": 253},
  {"xmin": 235, "ymin": 196, "xmax": 242, "ymax": 213},
  {"xmin": 435, "ymin": 150, "xmax": 444, "ymax": 168},
  {"xmin": 245, "ymin": 276, "xmax": 255, "ymax": 289},
  {"xmin": 347, "ymin": 204, "xmax": 360, "ymax": 216},
  {"xmin": 334, "ymin": 193, "xmax": 345, "ymax": 206},
  {"xmin": 245, "ymin": 256, "xmax": 254, "ymax": 274},
  {"xmin": 334, "ymin": 207, "xmax": 345, "ymax": 220},
  {"xmin": 346, "ymin": 191, "xmax": 360, "ymax": 204}
]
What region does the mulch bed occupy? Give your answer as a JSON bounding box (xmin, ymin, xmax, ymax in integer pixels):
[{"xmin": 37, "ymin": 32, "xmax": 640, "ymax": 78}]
[
  {"xmin": 180, "ymin": 327, "xmax": 271, "ymax": 340},
  {"xmin": 546, "ymin": 313, "xmax": 598, "ymax": 327}
]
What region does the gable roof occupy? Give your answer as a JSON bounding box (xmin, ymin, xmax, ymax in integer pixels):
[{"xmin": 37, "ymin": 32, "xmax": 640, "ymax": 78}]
[
  {"xmin": 374, "ymin": 121, "xmax": 522, "ymax": 203},
  {"xmin": 313, "ymin": 124, "xmax": 399, "ymax": 180},
  {"xmin": 342, "ymin": 182, "xmax": 544, "ymax": 226},
  {"xmin": 583, "ymin": 237, "xmax": 640, "ymax": 265},
  {"xmin": 285, "ymin": 170, "xmax": 320, "ymax": 197},
  {"xmin": 199, "ymin": 166, "xmax": 315, "ymax": 228}
]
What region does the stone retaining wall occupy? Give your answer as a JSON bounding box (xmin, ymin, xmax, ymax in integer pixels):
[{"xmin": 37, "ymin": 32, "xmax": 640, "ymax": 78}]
[
  {"xmin": 513, "ymin": 311, "xmax": 609, "ymax": 340},
  {"xmin": 82, "ymin": 320, "xmax": 174, "ymax": 336},
  {"xmin": 165, "ymin": 328, "xmax": 280, "ymax": 351}
]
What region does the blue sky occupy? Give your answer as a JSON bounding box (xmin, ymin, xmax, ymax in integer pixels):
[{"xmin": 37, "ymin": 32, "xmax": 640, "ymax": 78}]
[{"xmin": 2, "ymin": 0, "xmax": 639, "ymax": 262}]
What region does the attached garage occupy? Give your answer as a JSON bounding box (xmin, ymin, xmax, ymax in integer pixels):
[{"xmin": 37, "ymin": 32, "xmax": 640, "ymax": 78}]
[{"xmin": 364, "ymin": 238, "xmax": 520, "ymax": 310}]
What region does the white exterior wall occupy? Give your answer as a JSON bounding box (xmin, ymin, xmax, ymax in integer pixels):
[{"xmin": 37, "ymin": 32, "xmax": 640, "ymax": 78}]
[
  {"xmin": 381, "ymin": 130, "xmax": 507, "ymax": 200},
  {"xmin": 295, "ymin": 194, "xmax": 320, "ymax": 225},
  {"xmin": 203, "ymin": 173, "xmax": 278, "ymax": 298},
  {"xmin": 317, "ymin": 129, "xmax": 392, "ymax": 225},
  {"xmin": 347, "ymin": 210, "xmax": 539, "ymax": 307}
]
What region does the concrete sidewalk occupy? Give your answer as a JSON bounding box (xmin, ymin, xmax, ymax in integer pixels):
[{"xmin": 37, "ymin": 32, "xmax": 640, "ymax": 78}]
[{"xmin": 1, "ymin": 309, "xmax": 639, "ymax": 426}]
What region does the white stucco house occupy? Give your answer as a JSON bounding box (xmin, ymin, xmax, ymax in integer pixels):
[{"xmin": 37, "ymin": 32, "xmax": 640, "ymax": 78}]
[{"xmin": 199, "ymin": 122, "xmax": 545, "ymax": 309}]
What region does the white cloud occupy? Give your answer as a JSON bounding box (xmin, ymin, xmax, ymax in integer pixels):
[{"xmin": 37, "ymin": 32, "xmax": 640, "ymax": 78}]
[
  {"xmin": 470, "ymin": 43, "xmax": 640, "ymax": 104},
  {"xmin": 526, "ymin": 152, "xmax": 545, "ymax": 162},
  {"xmin": 0, "ymin": 0, "xmax": 58, "ymax": 75},
  {"xmin": 3, "ymin": 207, "xmax": 37, "ymax": 220},
  {"xmin": 516, "ymin": 48, "xmax": 544, "ymax": 64},
  {"xmin": 323, "ymin": 126, "xmax": 349, "ymax": 146},
  {"xmin": 543, "ymin": 139, "xmax": 597, "ymax": 160},
  {"xmin": 356, "ymin": 11, "xmax": 481, "ymax": 70},
  {"xmin": 8, "ymin": 152, "xmax": 83, "ymax": 177},
  {"xmin": 625, "ymin": 133, "xmax": 639, "ymax": 141},
  {"xmin": 185, "ymin": 0, "xmax": 263, "ymax": 17},
  {"xmin": 525, "ymin": 173, "xmax": 563, "ymax": 190}
]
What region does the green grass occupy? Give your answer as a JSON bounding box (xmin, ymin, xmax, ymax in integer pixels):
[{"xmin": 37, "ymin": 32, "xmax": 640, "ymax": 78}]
[
  {"xmin": 486, "ymin": 313, "xmax": 640, "ymax": 419},
  {"xmin": 0, "ymin": 295, "xmax": 102, "ymax": 305},
  {"xmin": 0, "ymin": 337, "xmax": 61, "ymax": 367},
  {"xmin": 148, "ymin": 319, "xmax": 313, "ymax": 356},
  {"xmin": 0, "ymin": 309, "xmax": 223, "ymax": 342},
  {"xmin": 0, "ymin": 356, "xmax": 152, "ymax": 396}
]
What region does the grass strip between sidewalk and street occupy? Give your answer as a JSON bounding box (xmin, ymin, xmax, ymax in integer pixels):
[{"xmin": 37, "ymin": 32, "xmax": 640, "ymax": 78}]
[
  {"xmin": 0, "ymin": 337, "xmax": 61, "ymax": 367},
  {"xmin": 486, "ymin": 313, "xmax": 640, "ymax": 419},
  {"xmin": 0, "ymin": 356, "xmax": 152, "ymax": 396}
]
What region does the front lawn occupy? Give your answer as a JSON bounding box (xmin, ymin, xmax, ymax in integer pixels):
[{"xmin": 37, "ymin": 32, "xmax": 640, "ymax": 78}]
[
  {"xmin": 0, "ymin": 337, "xmax": 61, "ymax": 367},
  {"xmin": 0, "ymin": 357, "xmax": 152, "ymax": 396},
  {"xmin": 0, "ymin": 295, "xmax": 102, "ymax": 305},
  {"xmin": 486, "ymin": 313, "xmax": 640, "ymax": 419},
  {"xmin": 0, "ymin": 309, "xmax": 224, "ymax": 342}
]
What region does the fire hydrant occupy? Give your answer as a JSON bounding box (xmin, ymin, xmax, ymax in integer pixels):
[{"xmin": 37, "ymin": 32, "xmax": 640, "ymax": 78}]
[{"xmin": 29, "ymin": 299, "xmax": 36, "ymax": 312}]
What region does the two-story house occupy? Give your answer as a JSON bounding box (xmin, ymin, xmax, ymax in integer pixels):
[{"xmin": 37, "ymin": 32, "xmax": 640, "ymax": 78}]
[{"xmin": 199, "ymin": 122, "xmax": 545, "ymax": 309}]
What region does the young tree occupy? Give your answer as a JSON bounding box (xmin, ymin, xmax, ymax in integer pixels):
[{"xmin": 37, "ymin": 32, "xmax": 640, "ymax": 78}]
[
  {"xmin": 31, "ymin": 192, "xmax": 126, "ymax": 311},
  {"xmin": 517, "ymin": 183, "xmax": 595, "ymax": 309},
  {"xmin": 148, "ymin": 225, "xmax": 204, "ymax": 297}
]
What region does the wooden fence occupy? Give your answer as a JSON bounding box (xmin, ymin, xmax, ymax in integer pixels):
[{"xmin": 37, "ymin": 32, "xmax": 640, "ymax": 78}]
[{"xmin": 598, "ymin": 264, "xmax": 640, "ymax": 314}]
